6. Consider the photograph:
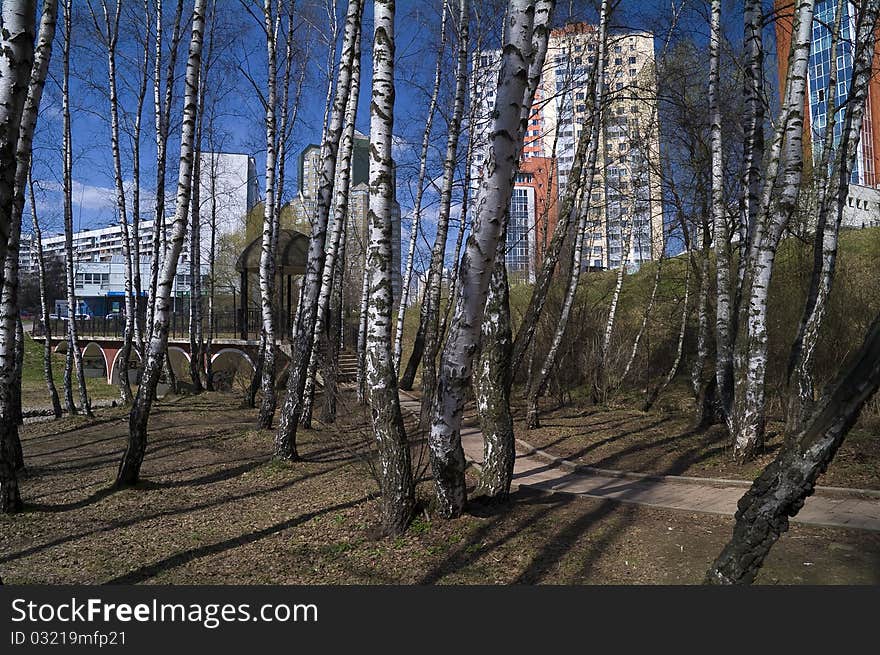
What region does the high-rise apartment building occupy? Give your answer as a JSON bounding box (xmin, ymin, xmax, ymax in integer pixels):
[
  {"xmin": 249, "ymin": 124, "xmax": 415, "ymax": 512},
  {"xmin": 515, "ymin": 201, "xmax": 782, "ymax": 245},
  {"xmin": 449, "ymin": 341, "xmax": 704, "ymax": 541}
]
[
  {"xmin": 774, "ymin": 0, "xmax": 880, "ymax": 189},
  {"xmin": 471, "ymin": 22, "xmax": 664, "ymax": 272},
  {"xmin": 294, "ymin": 132, "xmax": 402, "ymax": 310},
  {"xmin": 197, "ymin": 152, "xmax": 260, "ymax": 235}
]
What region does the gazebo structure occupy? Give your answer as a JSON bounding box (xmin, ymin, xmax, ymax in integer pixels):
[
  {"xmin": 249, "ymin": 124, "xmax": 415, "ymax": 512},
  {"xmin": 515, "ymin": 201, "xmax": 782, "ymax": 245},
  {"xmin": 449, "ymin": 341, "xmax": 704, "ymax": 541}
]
[{"xmin": 235, "ymin": 228, "xmax": 310, "ymax": 340}]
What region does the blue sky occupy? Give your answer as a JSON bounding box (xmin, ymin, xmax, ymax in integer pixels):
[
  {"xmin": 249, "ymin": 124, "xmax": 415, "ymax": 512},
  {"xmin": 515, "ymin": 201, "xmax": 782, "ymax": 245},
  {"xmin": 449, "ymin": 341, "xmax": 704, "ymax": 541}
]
[{"xmin": 27, "ymin": 0, "xmax": 781, "ymax": 267}]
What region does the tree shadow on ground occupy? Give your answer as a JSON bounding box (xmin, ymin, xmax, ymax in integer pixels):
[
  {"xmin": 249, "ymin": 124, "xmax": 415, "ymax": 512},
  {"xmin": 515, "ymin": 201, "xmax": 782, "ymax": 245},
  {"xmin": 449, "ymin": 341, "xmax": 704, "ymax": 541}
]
[{"xmin": 104, "ymin": 495, "xmax": 372, "ymax": 584}]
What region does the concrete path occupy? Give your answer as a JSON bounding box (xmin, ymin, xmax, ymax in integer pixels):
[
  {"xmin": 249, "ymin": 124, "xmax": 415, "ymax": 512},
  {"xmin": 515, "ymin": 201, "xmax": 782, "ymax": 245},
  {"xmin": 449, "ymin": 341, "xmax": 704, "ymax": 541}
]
[{"xmin": 398, "ymin": 393, "xmax": 880, "ymax": 532}]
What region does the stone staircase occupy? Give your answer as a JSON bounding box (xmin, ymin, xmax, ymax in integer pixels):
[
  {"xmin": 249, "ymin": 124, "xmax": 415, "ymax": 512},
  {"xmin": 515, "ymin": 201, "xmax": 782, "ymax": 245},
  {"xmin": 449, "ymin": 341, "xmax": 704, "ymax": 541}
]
[{"xmin": 314, "ymin": 348, "xmax": 358, "ymax": 386}]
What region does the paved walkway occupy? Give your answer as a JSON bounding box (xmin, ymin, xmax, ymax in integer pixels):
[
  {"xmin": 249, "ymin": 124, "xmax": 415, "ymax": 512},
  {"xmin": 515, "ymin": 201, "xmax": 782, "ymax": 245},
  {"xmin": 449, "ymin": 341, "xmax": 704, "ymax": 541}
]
[{"xmin": 398, "ymin": 393, "xmax": 880, "ymax": 532}]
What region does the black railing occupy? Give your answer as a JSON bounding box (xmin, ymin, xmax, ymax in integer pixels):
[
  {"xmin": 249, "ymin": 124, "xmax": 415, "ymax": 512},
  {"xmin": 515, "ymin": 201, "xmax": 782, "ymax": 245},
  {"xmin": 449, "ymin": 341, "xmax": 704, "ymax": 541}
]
[{"xmin": 30, "ymin": 308, "xmax": 297, "ymax": 342}]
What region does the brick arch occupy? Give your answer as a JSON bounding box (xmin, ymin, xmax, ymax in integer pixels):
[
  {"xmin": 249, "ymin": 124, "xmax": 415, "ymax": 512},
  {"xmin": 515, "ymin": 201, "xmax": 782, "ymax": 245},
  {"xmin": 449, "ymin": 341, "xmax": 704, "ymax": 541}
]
[
  {"xmin": 81, "ymin": 342, "xmax": 109, "ymax": 381},
  {"xmin": 110, "ymin": 346, "xmax": 142, "ymax": 386}
]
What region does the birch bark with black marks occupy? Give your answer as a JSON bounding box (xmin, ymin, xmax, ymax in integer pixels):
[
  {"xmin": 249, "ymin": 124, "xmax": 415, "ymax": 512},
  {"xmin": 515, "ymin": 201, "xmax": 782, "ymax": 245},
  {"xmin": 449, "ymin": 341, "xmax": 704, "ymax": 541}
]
[
  {"xmin": 722, "ymin": 0, "xmax": 765, "ymax": 421},
  {"xmin": 0, "ymin": 0, "xmax": 34, "ymax": 511},
  {"xmin": 438, "ymin": 121, "xmax": 476, "ymax": 343},
  {"xmin": 621, "ymin": 248, "xmax": 663, "ymax": 385},
  {"xmin": 366, "ymin": 0, "xmax": 414, "ymax": 535},
  {"xmin": 393, "ymin": 1, "xmax": 449, "ymax": 380},
  {"xmin": 257, "ymin": 0, "xmax": 280, "ymax": 427},
  {"xmin": 205, "ymin": 152, "xmax": 218, "ymax": 390},
  {"xmin": 473, "ymin": 233, "xmax": 514, "ymax": 499},
  {"xmin": 644, "ymin": 251, "xmax": 690, "ymax": 411},
  {"xmin": 130, "ymin": 0, "xmax": 152, "ymax": 354},
  {"xmin": 428, "ymin": 0, "xmax": 553, "ymax": 518},
  {"xmin": 61, "ymin": 0, "xmax": 92, "ymax": 418},
  {"xmin": 593, "ymin": 220, "xmax": 633, "ymax": 403},
  {"xmin": 786, "ymin": 0, "xmax": 879, "ymax": 434},
  {"xmin": 356, "ymin": 242, "xmax": 369, "ymax": 405},
  {"xmin": 117, "ymin": 0, "xmax": 207, "ymax": 487},
  {"xmin": 417, "ymin": 0, "xmax": 470, "ymax": 433},
  {"xmin": 707, "ymin": 309, "xmax": 880, "ymax": 584},
  {"xmin": 147, "ymin": 0, "xmax": 185, "ymax": 344},
  {"xmin": 30, "ymin": 174, "xmax": 62, "ymax": 418},
  {"xmin": 301, "ymin": 15, "xmax": 362, "ymax": 428},
  {"xmin": 509, "ymin": 95, "xmax": 594, "ymax": 381},
  {"xmin": 709, "ymin": 0, "xmax": 733, "ymax": 429},
  {"xmin": 274, "ymin": 0, "xmax": 364, "ymax": 460},
  {"xmin": 731, "ymin": 0, "xmax": 814, "ymax": 462},
  {"xmin": 0, "ymin": 0, "xmax": 58, "ymax": 481},
  {"xmin": 0, "ymin": 0, "xmax": 36, "ymax": 288},
  {"xmin": 90, "ymin": 0, "xmax": 136, "ymax": 404},
  {"xmin": 188, "ymin": 130, "xmax": 204, "ymax": 392},
  {"xmin": 692, "ymin": 214, "xmax": 718, "ymax": 427}
]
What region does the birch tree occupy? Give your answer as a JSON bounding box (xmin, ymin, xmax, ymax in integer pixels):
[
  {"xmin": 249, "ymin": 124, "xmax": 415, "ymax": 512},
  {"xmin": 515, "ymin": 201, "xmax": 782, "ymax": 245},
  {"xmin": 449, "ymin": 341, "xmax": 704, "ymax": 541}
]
[
  {"xmin": 473, "ymin": 233, "xmax": 513, "ymax": 498},
  {"xmin": 256, "ymin": 0, "xmax": 280, "ymax": 427},
  {"xmin": 0, "ymin": 0, "xmax": 36, "ymax": 289},
  {"xmin": 0, "ymin": 0, "xmax": 58, "ymax": 513},
  {"xmin": 428, "ymin": 0, "xmax": 554, "ymax": 518},
  {"xmin": 366, "ymin": 0, "xmax": 415, "ymax": 534},
  {"xmin": 592, "ymin": 219, "xmax": 633, "ymax": 402},
  {"xmin": 416, "ymin": 0, "xmax": 470, "ymax": 432},
  {"xmin": 508, "ymin": 93, "xmax": 595, "ymax": 380},
  {"xmin": 127, "ymin": 0, "xmax": 152, "ymax": 351},
  {"xmin": 643, "ymin": 249, "xmax": 690, "ymax": 411},
  {"xmin": 146, "ymin": 0, "xmax": 185, "ymax": 342},
  {"xmin": 715, "ymin": 0, "xmax": 766, "ymax": 425},
  {"xmin": 301, "ymin": 14, "xmax": 362, "ymax": 428},
  {"xmin": 274, "ymin": 0, "xmax": 364, "ymax": 460},
  {"xmin": 731, "ymin": 0, "xmax": 815, "ymax": 461},
  {"xmin": 709, "ymin": 0, "xmax": 731, "ymax": 430},
  {"xmin": 117, "ymin": 0, "xmax": 207, "ymax": 487},
  {"xmin": 620, "ymin": 248, "xmax": 664, "ymax": 384},
  {"xmin": 785, "ymin": 0, "xmax": 879, "ymax": 433},
  {"xmin": 29, "ymin": 174, "xmax": 62, "ymax": 419},
  {"xmin": 61, "ymin": 0, "xmax": 91, "ymax": 418},
  {"xmin": 707, "ymin": 309, "xmax": 880, "ymax": 584},
  {"xmin": 526, "ymin": 0, "xmax": 607, "ymax": 428},
  {"xmin": 393, "ymin": 0, "xmax": 448, "ymax": 380},
  {"xmin": 89, "ymin": 0, "xmax": 137, "ymax": 404},
  {"xmin": 0, "ymin": 0, "xmax": 58, "ymax": 502}
]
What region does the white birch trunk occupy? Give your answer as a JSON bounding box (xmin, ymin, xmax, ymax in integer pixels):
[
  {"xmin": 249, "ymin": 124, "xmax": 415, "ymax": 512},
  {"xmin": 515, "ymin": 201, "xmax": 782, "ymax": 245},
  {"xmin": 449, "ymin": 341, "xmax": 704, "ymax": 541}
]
[
  {"xmin": 0, "ymin": 0, "xmax": 36, "ymax": 291},
  {"xmin": 392, "ymin": 1, "xmax": 449, "ymax": 374},
  {"xmin": 526, "ymin": 1, "xmax": 609, "ymax": 426},
  {"xmin": 91, "ymin": 0, "xmax": 136, "ymax": 404},
  {"xmin": 732, "ymin": 0, "xmax": 815, "ymax": 462},
  {"xmin": 417, "ymin": 0, "xmax": 471, "ymax": 432},
  {"xmin": 428, "ymin": 0, "xmax": 553, "ymax": 518},
  {"xmin": 644, "ymin": 252, "xmax": 690, "ymax": 411},
  {"xmin": 30, "ymin": 173, "xmax": 62, "ymax": 418},
  {"xmin": 61, "ymin": 0, "xmax": 91, "ymax": 418},
  {"xmin": 709, "ymin": 0, "xmax": 732, "ymax": 427},
  {"xmin": 2, "ymin": 1, "xmax": 57, "ymax": 436},
  {"xmin": 274, "ymin": 0, "xmax": 364, "ymax": 460},
  {"xmin": 117, "ymin": 0, "xmax": 207, "ymax": 486},
  {"xmin": 621, "ymin": 249, "xmax": 664, "ymax": 384},
  {"xmin": 366, "ymin": 0, "xmax": 415, "ymax": 534},
  {"xmin": 301, "ymin": 17, "xmax": 362, "ymax": 428},
  {"xmin": 257, "ymin": 0, "xmax": 280, "ymax": 428},
  {"xmin": 130, "ymin": 0, "xmax": 152, "ymax": 354},
  {"xmin": 473, "ymin": 233, "xmax": 514, "ymax": 498},
  {"xmin": 1, "ymin": 0, "xmax": 59, "ymax": 502},
  {"xmin": 786, "ymin": 0, "xmax": 879, "ymax": 433},
  {"xmin": 146, "ymin": 0, "xmax": 185, "ymax": 344}
]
